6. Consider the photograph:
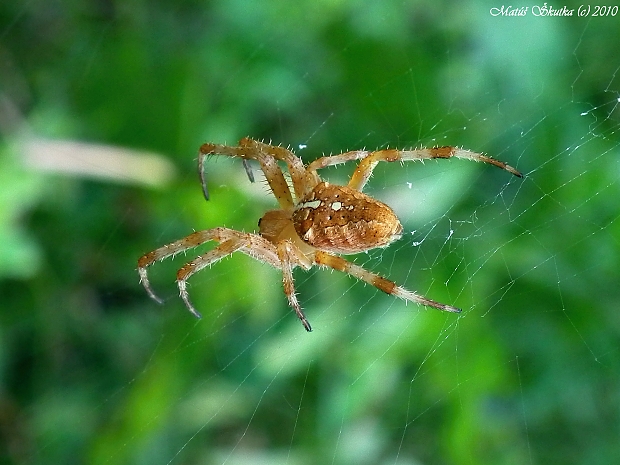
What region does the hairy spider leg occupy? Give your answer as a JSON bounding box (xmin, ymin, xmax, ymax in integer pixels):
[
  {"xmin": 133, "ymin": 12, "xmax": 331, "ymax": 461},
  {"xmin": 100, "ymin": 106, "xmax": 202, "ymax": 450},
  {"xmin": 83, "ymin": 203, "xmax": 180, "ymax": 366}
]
[
  {"xmin": 239, "ymin": 137, "xmax": 319, "ymax": 200},
  {"xmin": 347, "ymin": 147, "xmax": 523, "ymax": 192},
  {"xmin": 314, "ymin": 251, "xmax": 462, "ymax": 314},
  {"xmin": 277, "ymin": 240, "xmax": 314, "ymax": 331},
  {"xmin": 306, "ymin": 150, "xmax": 371, "ymax": 173},
  {"xmin": 138, "ymin": 227, "xmax": 280, "ymax": 311},
  {"xmin": 176, "ymin": 239, "xmax": 247, "ymax": 318},
  {"xmin": 199, "ymin": 143, "xmax": 295, "ymax": 209},
  {"xmin": 174, "ymin": 233, "xmax": 284, "ymax": 319}
]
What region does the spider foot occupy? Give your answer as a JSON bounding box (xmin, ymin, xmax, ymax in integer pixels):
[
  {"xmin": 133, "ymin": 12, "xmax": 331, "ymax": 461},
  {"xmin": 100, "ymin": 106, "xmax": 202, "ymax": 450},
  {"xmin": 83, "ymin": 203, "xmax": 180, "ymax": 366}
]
[
  {"xmin": 393, "ymin": 285, "xmax": 462, "ymax": 314},
  {"xmin": 138, "ymin": 267, "xmax": 164, "ymax": 305},
  {"xmin": 242, "ymin": 159, "xmax": 255, "ymax": 183},
  {"xmin": 300, "ymin": 316, "xmax": 312, "ymax": 332},
  {"xmin": 177, "ymin": 280, "xmax": 203, "ymax": 319},
  {"xmin": 435, "ymin": 303, "xmax": 462, "ymax": 313},
  {"xmin": 419, "ymin": 300, "xmax": 462, "ymax": 314}
]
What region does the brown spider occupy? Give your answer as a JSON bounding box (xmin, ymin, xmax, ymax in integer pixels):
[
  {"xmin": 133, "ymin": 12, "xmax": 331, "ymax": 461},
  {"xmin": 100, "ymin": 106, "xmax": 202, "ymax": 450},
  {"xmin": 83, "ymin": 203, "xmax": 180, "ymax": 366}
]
[{"xmin": 138, "ymin": 137, "xmax": 522, "ymax": 332}]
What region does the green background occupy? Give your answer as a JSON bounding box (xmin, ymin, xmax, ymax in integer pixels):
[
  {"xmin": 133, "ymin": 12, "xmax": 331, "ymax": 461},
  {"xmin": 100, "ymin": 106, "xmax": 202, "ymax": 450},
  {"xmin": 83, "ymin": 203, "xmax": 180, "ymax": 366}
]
[{"xmin": 1, "ymin": 1, "xmax": 619, "ymax": 464}]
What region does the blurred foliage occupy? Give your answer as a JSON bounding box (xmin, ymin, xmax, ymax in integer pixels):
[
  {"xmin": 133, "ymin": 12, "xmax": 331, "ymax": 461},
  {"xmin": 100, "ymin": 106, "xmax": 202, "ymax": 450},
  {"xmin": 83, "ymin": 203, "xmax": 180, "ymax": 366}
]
[{"xmin": 1, "ymin": 1, "xmax": 619, "ymax": 464}]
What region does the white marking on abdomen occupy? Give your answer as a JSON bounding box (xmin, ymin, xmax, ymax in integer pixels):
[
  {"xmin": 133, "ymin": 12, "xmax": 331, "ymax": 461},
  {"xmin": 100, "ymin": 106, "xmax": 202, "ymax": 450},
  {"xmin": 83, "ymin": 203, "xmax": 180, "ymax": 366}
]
[{"xmin": 299, "ymin": 199, "xmax": 322, "ymax": 209}]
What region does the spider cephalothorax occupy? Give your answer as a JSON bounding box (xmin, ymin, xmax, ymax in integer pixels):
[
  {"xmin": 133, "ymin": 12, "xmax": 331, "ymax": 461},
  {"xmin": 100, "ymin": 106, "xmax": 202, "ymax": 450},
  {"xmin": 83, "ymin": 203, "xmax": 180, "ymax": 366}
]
[{"xmin": 138, "ymin": 137, "xmax": 522, "ymax": 331}]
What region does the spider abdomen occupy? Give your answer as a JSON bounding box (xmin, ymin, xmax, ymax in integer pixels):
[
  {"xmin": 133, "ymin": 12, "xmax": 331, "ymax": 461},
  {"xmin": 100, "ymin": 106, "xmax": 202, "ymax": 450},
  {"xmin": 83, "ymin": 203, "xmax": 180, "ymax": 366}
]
[{"xmin": 292, "ymin": 182, "xmax": 403, "ymax": 254}]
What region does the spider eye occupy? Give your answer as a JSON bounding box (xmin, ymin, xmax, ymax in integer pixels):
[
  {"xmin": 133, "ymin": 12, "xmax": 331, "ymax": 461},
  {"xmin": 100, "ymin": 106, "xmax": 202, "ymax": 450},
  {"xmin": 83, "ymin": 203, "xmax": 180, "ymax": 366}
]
[{"xmin": 258, "ymin": 218, "xmax": 262, "ymax": 227}]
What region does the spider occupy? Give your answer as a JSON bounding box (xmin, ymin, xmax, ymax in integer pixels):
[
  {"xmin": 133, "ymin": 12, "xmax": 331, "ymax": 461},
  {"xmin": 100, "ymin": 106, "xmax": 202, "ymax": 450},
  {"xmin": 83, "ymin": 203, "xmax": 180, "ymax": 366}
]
[{"xmin": 138, "ymin": 137, "xmax": 522, "ymax": 332}]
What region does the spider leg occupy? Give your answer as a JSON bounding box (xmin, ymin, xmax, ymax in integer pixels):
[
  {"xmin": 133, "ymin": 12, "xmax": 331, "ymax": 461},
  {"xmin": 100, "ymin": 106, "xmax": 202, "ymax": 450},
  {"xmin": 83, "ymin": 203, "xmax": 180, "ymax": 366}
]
[
  {"xmin": 277, "ymin": 240, "xmax": 313, "ymax": 332},
  {"xmin": 137, "ymin": 227, "xmax": 280, "ymax": 309},
  {"xmin": 242, "ymin": 159, "xmax": 255, "ymax": 183},
  {"xmin": 138, "ymin": 228, "xmax": 233, "ymax": 305},
  {"xmin": 239, "ymin": 137, "xmax": 319, "ymax": 200},
  {"xmin": 176, "ymin": 239, "xmax": 246, "ymax": 317},
  {"xmin": 199, "ymin": 141, "xmax": 294, "ymax": 209},
  {"xmin": 198, "ymin": 143, "xmax": 264, "ymax": 201},
  {"xmin": 314, "ymin": 251, "xmax": 461, "ymax": 314},
  {"xmin": 348, "ymin": 147, "xmax": 523, "ymax": 192},
  {"xmin": 177, "ymin": 232, "xmax": 281, "ymax": 319},
  {"xmin": 306, "ymin": 150, "xmax": 370, "ymax": 173}
]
